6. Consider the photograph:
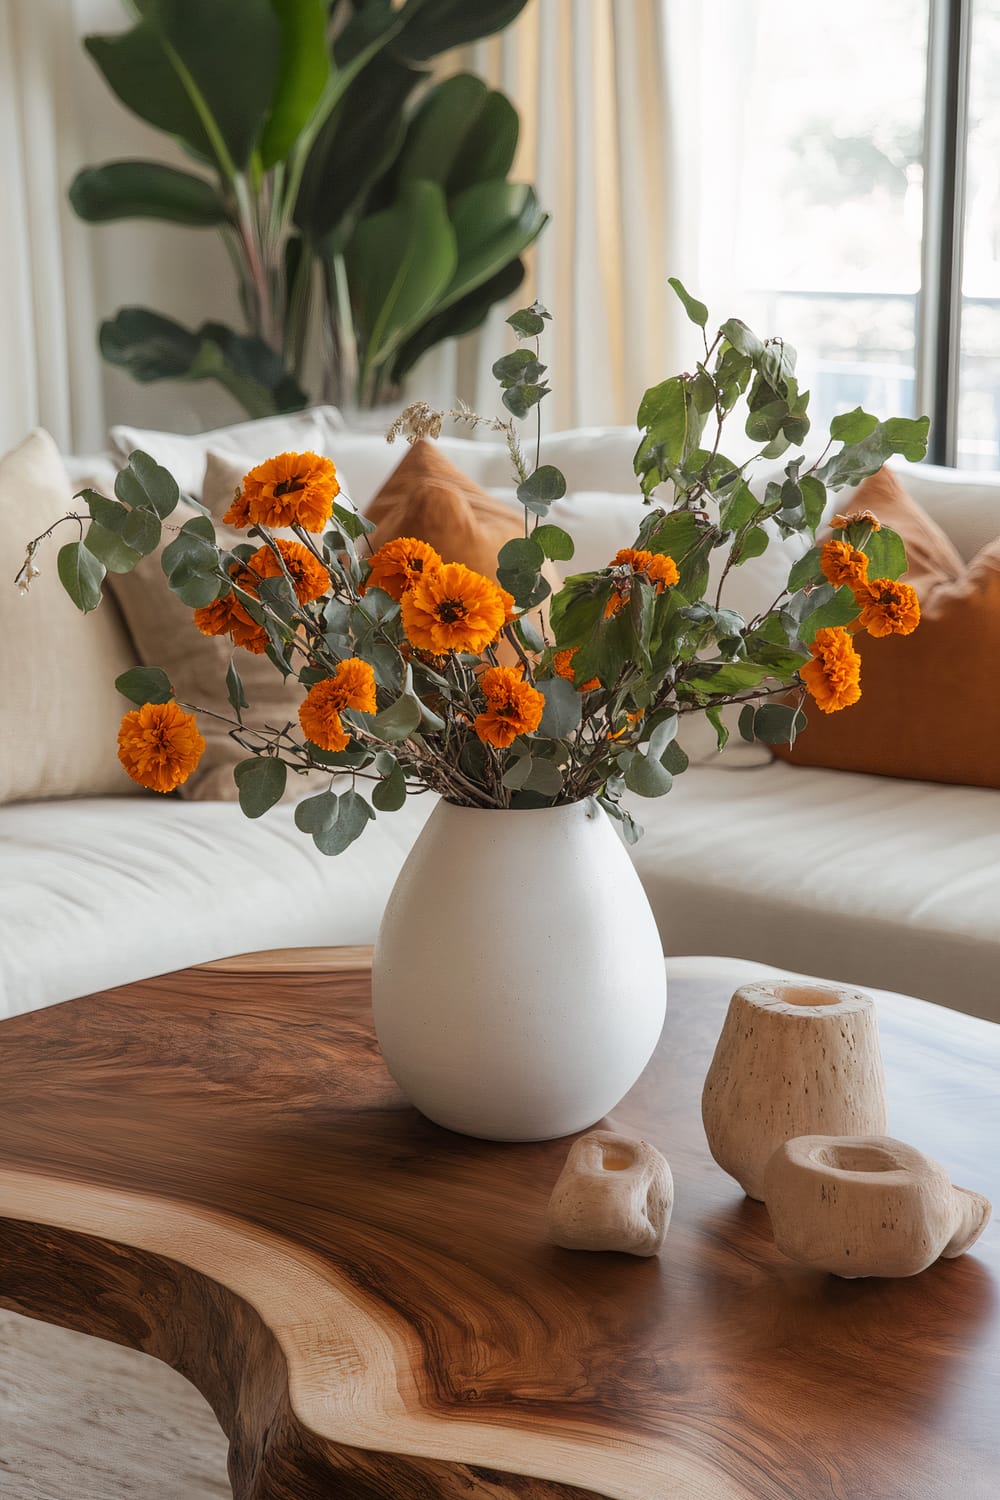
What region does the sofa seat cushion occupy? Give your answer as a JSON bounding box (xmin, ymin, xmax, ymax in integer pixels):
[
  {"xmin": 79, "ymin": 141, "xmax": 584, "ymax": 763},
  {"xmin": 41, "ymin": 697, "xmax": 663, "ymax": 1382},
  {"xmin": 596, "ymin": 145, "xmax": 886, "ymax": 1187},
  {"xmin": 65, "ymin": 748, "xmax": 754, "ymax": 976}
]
[
  {"xmin": 0, "ymin": 794, "xmax": 433, "ymax": 1020},
  {"xmin": 628, "ymin": 760, "xmax": 1000, "ymax": 1023}
]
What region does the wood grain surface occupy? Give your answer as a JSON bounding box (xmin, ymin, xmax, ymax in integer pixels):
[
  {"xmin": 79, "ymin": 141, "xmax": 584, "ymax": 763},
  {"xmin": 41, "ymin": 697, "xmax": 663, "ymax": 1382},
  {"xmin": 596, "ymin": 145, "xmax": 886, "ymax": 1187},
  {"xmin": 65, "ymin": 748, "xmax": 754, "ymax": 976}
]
[{"xmin": 0, "ymin": 955, "xmax": 997, "ymax": 1500}]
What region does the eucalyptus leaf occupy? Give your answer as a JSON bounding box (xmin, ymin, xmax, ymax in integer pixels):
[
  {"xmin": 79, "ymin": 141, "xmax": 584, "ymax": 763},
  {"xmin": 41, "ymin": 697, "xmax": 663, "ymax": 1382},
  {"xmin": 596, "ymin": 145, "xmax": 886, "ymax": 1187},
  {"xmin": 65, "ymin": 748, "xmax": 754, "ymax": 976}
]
[
  {"xmin": 234, "ymin": 757, "xmax": 287, "ymax": 818},
  {"xmin": 312, "ymin": 788, "xmax": 374, "ymax": 855},
  {"xmin": 226, "ymin": 658, "xmax": 248, "ymax": 713},
  {"xmin": 667, "ymin": 276, "xmax": 709, "ymax": 327},
  {"xmin": 537, "ymin": 677, "xmax": 582, "ymax": 738},
  {"xmin": 57, "ymin": 541, "xmax": 105, "ymax": 614},
  {"xmin": 624, "ymin": 754, "xmax": 673, "ymax": 798},
  {"xmin": 533, "ymin": 523, "xmax": 574, "ymax": 561},
  {"xmin": 294, "ymin": 789, "xmax": 340, "ymax": 834},
  {"xmin": 115, "ymin": 665, "xmax": 174, "ymax": 705}
]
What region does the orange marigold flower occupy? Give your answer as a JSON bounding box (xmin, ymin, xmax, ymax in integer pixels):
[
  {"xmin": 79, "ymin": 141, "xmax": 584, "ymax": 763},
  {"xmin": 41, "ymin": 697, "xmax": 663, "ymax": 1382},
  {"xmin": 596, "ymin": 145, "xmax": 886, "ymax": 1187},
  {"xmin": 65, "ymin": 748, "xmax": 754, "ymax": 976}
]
[
  {"xmin": 605, "ymin": 547, "xmax": 679, "ymax": 617},
  {"xmin": 193, "ymin": 566, "xmax": 269, "ymax": 655},
  {"xmin": 833, "ymin": 508, "xmax": 881, "ymax": 533},
  {"xmin": 364, "ymin": 536, "xmax": 443, "ymax": 601},
  {"xmin": 117, "ymin": 701, "xmax": 205, "ymax": 794},
  {"xmin": 474, "ymin": 665, "xmax": 545, "ymax": 748},
  {"xmin": 221, "ymin": 486, "xmax": 252, "ymax": 528},
  {"xmin": 298, "ymin": 658, "xmax": 378, "ymax": 752},
  {"xmin": 801, "ymin": 626, "xmax": 862, "ymax": 714},
  {"xmin": 401, "ymin": 561, "xmax": 507, "ymax": 655},
  {"xmin": 229, "ymin": 451, "xmax": 340, "ymax": 533},
  {"xmin": 247, "ymin": 538, "xmax": 329, "ymax": 606},
  {"xmin": 820, "ymin": 539, "xmax": 870, "ymax": 591},
  {"xmin": 856, "ymin": 578, "xmax": 921, "ymax": 638},
  {"xmin": 553, "ymin": 647, "xmax": 600, "ymax": 692}
]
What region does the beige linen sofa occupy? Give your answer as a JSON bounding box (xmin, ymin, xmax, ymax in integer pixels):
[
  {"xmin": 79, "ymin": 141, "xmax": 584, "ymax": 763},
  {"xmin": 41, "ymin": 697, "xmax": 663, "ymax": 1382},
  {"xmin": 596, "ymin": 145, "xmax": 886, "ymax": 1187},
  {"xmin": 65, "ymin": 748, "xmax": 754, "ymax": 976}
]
[{"xmin": 2, "ymin": 413, "xmax": 997, "ymax": 1023}]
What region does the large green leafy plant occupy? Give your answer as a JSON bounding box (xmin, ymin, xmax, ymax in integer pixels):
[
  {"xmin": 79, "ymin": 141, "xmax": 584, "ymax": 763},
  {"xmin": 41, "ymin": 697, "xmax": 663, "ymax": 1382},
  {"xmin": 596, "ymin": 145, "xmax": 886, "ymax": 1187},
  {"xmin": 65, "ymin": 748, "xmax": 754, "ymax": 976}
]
[{"xmin": 70, "ymin": 0, "xmax": 546, "ymax": 415}]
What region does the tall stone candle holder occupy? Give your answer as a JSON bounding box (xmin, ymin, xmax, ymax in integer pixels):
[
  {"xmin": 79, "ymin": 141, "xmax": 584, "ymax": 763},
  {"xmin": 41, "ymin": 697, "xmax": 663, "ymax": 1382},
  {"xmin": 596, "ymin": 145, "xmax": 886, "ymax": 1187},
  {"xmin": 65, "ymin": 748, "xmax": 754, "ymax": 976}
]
[{"xmin": 701, "ymin": 979, "xmax": 889, "ymax": 1201}]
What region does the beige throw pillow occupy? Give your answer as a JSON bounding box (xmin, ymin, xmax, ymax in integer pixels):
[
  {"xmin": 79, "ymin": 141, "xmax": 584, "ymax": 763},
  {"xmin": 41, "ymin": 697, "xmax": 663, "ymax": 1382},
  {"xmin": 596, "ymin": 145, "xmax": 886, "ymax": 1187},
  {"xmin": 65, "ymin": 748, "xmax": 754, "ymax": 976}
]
[
  {"xmin": 104, "ymin": 487, "xmax": 318, "ymax": 802},
  {"xmin": 0, "ymin": 430, "xmax": 140, "ymax": 805}
]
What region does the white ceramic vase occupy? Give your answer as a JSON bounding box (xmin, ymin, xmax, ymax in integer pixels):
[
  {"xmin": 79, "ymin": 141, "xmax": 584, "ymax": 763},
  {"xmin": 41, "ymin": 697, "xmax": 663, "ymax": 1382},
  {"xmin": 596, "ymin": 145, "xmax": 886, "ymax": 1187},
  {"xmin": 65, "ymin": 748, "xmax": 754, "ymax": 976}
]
[{"xmin": 371, "ymin": 798, "xmax": 667, "ymax": 1141}]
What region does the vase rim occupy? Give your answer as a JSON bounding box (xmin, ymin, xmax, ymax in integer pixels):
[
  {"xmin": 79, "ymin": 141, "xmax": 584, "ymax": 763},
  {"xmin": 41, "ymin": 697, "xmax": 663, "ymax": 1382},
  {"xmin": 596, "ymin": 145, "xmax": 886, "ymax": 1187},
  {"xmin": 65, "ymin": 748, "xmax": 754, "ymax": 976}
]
[{"xmin": 440, "ymin": 795, "xmax": 599, "ymax": 815}]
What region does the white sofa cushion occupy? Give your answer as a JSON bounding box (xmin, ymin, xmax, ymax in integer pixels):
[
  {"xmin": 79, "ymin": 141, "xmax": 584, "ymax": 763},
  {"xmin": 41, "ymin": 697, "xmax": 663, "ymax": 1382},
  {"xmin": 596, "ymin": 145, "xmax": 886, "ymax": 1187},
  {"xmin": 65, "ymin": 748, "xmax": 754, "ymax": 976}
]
[
  {"xmin": 0, "ymin": 792, "xmax": 434, "ymax": 1020},
  {"xmin": 0, "ymin": 431, "xmax": 140, "ymax": 805},
  {"xmin": 628, "ymin": 760, "xmax": 1000, "ymax": 1024},
  {"xmin": 109, "ymin": 405, "xmax": 345, "ymax": 498}
]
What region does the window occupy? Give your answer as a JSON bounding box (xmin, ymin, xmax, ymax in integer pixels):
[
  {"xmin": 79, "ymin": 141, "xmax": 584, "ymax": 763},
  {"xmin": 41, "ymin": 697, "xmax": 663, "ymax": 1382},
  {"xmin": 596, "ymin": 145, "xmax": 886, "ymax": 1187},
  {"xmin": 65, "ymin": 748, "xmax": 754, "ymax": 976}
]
[{"xmin": 703, "ymin": 0, "xmax": 997, "ymax": 468}]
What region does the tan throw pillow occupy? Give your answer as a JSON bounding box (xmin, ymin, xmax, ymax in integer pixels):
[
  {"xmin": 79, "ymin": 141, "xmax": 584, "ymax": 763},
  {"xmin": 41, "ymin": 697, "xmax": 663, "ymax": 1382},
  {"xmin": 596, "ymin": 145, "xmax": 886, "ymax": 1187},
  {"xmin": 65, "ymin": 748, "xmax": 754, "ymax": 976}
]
[
  {"xmin": 775, "ymin": 466, "xmax": 1000, "ymax": 789},
  {"xmin": 363, "ymin": 438, "xmax": 563, "ymax": 602},
  {"xmin": 104, "ymin": 489, "xmax": 316, "ymax": 802},
  {"xmin": 0, "ymin": 430, "xmax": 140, "ymax": 805}
]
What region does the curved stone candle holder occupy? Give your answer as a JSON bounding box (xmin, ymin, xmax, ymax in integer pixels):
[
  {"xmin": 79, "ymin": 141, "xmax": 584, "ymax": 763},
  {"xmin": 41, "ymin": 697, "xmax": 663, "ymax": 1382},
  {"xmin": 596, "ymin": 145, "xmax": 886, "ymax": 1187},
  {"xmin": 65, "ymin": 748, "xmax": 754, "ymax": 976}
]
[
  {"xmin": 763, "ymin": 1134, "xmax": 992, "ymax": 1278},
  {"xmin": 702, "ymin": 979, "xmax": 889, "ymax": 1201},
  {"xmin": 546, "ymin": 1130, "xmax": 673, "ymax": 1256}
]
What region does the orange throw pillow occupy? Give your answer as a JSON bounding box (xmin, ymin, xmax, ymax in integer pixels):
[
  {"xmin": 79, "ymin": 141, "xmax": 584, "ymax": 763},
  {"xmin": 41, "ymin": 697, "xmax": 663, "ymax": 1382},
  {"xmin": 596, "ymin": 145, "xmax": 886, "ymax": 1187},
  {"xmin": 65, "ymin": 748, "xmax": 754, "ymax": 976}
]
[
  {"xmin": 364, "ymin": 439, "xmax": 562, "ymax": 599},
  {"xmin": 775, "ymin": 466, "xmax": 1000, "ymax": 789}
]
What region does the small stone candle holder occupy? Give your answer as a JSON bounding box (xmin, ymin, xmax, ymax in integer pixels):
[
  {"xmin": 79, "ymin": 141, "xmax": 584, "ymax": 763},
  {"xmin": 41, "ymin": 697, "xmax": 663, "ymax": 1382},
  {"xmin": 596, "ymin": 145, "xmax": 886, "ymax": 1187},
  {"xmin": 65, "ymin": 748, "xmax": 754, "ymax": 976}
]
[
  {"xmin": 546, "ymin": 1130, "xmax": 673, "ymax": 1256},
  {"xmin": 702, "ymin": 979, "xmax": 889, "ymax": 1201},
  {"xmin": 763, "ymin": 1134, "xmax": 992, "ymax": 1278}
]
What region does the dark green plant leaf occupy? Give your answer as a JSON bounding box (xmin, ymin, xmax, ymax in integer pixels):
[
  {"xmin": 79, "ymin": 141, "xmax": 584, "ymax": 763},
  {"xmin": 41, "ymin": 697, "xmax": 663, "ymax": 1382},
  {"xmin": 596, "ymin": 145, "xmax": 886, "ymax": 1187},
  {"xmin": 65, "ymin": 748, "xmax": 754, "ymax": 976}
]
[
  {"xmin": 507, "ymin": 302, "xmax": 550, "ymax": 339},
  {"xmin": 532, "ymin": 523, "xmax": 574, "ymax": 561},
  {"xmin": 85, "ymin": 0, "xmax": 281, "ymax": 172},
  {"xmin": 101, "ymin": 308, "xmax": 306, "ymax": 418},
  {"xmin": 516, "ymin": 466, "xmax": 566, "ymax": 514},
  {"xmin": 819, "ymin": 416, "xmax": 930, "ymax": 489},
  {"xmin": 537, "ymin": 677, "xmax": 582, "ymax": 738},
  {"xmin": 667, "ymin": 276, "xmax": 708, "ymax": 327},
  {"xmin": 396, "ymin": 74, "xmax": 491, "ymax": 187},
  {"xmin": 259, "ymin": 0, "xmax": 330, "ymax": 167},
  {"xmin": 393, "ymin": 0, "xmax": 531, "ymax": 61},
  {"xmin": 435, "ymin": 181, "xmax": 546, "ymax": 317},
  {"xmin": 371, "ymin": 693, "xmax": 422, "ymax": 741},
  {"xmin": 497, "ymin": 537, "xmax": 544, "ymax": 573},
  {"xmin": 294, "ymin": 788, "xmax": 340, "ymax": 834},
  {"xmin": 69, "ymin": 161, "xmax": 227, "ymax": 225},
  {"xmin": 751, "ymin": 702, "xmax": 808, "ymax": 745},
  {"xmin": 346, "ymin": 179, "xmax": 457, "ymax": 388},
  {"xmin": 390, "ymin": 258, "xmax": 525, "ymax": 385},
  {"xmin": 226, "ymin": 658, "xmax": 248, "ymax": 713},
  {"xmin": 787, "ymin": 545, "xmax": 823, "ymax": 592},
  {"xmin": 797, "ymin": 585, "xmax": 859, "ymax": 643},
  {"xmin": 862, "ymin": 524, "xmax": 908, "ymax": 581},
  {"xmin": 235, "ymin": 757, "xmax": 287, "ymax": 818},
  {"xmin": 624, "ymin": 754, "xmax": 673, "ymax": 798},
  {"xmin": 121, "ymin": 506, "xmax": 162, "ymax": 555},
  {"xmin": 115, "ymin": 665, "xmax": 174, "ymax": 704},
  {"xmin": 85, "ymin": 521, "xmax": 141, "ymax": 573},
  {"xmin": 829, "ymin": 406, "xmax": 879, "ymax": 445},
  {"xmin": 721, "ymin": 317, "xmax": 763, "ymax": 360},
  {"xmin": 57, "ymin": 541, "xmax": 106, "ymax": 613},
  {"xmin": 312, "ymin": 787, "xmax": 374, "ymax": 854},
  {"xmin": 706, "ymin": 704, "xmax": 729, "ymax": 751},
  {"xmin": 372, "ymin": 756, "xmax": 407, "ymax": 811},
  {"xmin": 114, "ymin": 450, "xmax": 180, "ymax": 520}
]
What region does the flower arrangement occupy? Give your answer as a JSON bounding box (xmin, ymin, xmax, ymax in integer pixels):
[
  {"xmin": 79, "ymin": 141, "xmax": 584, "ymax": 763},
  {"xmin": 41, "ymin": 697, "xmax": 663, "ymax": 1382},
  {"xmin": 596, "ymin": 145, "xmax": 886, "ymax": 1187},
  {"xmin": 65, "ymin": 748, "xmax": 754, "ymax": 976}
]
[{"xmin": 20, "ymin": 284, "xmax": 928, "ymax": 852}]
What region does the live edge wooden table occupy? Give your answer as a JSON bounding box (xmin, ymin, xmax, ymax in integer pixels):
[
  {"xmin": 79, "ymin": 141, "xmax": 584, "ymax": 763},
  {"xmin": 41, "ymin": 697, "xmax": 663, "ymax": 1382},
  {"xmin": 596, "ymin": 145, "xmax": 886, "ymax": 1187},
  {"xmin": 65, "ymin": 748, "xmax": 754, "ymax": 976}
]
[{"xmin": 1, "ymin": 953, "xmax": 997, "ymax": 1500}]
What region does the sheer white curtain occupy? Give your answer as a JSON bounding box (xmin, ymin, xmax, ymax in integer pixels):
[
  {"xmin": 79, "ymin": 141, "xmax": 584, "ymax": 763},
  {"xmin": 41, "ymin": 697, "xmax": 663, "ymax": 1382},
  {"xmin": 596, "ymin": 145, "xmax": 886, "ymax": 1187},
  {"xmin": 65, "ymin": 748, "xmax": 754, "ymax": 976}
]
[
  {"xmin": 420, "ymin": 0, "xmax": 706, "ymax": 432},
  {"xmin": 0, "ymin": 0, "xmax": 104, "ymax": 456}
]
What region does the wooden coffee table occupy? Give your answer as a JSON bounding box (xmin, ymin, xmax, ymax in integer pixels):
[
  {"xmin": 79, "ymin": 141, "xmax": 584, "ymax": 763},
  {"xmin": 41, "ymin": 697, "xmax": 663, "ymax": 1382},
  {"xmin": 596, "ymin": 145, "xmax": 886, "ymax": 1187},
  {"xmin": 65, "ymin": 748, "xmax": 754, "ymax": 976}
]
[{"xmin": 1, "ymin": 952, "xmax": 997, "ymax": 1500}]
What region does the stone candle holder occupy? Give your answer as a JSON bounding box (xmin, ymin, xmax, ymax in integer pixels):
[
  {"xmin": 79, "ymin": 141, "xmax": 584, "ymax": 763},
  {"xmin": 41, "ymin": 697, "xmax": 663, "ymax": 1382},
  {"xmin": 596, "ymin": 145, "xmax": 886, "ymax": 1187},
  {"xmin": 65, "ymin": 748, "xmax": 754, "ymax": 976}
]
[
  {"xmin": 546, "ymin": 1130, "xmax": 673, "ymax": 1256},
  {"xmin": 702, "ymin": 979, "xmax": 888, "ymax": 1201},
  {"xmin": 763, "ymin": 1134, "xmax": 992, "ymax": 1277}
]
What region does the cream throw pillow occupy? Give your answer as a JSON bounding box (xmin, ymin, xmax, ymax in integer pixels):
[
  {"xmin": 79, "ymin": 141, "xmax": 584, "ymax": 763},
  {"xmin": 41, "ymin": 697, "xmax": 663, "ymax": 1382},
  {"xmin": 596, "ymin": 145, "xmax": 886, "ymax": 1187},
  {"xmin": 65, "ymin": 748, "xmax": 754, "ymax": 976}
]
[
  {"xmin": 104, "ymin": 487, "xmax": 319, "ymax": 802},
  {"xmin": 0, "ymin": 430, "xmax": 140, "ymax": 804}
]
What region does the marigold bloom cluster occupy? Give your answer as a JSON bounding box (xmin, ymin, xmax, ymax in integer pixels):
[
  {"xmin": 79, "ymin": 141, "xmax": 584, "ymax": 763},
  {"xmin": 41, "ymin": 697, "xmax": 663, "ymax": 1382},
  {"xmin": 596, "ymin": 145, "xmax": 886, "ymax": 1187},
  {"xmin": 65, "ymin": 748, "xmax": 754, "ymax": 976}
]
[
  {"xmin": 474, "ymin": 665, "xmax": 545, "ymax": 748},
  {"xmin": 298, "ymin": 658, "xmax": 378, "ymax": 752},
  {"xmin": 605, "ymin": 547, "xmax": 679, "ymax": 617},
  {"xmin": 400, "ymin": 560, "xmax": 508, "ymax": 655},
  {"xmin": 856, "ymin": 578, "xmax": 921, "ymax": 637},
  {"xmin": 820, "ymin": 539, "xmax": 869, "ymax": 591},
  {"xmin": 117, "ymin": 700, "xmax": 205, "ymax": 793},
  {"xmin": 246, "ymin": 538, "xmax": 329, "ymax": 606},
  {"xmin": 800, "ymin": 626, "xmax": 862, "ymax": 714},
  {"xmin": 223, "ymin": 452, "xmax": 339, "ymax": 533},
  {"xmin": 193, "ymin": 563, "xmax": 269, "ymax": 654},
  {"xmin": 833, "ymin": 509, "xmax": 881, "ymax": 533},
  {"xmin": 364, "ymin": 536, "xmax": 442, "ymax": 601},
  {"xmin": 553, "ymin": 647, "xmax": 599, "ymax": 692}
]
